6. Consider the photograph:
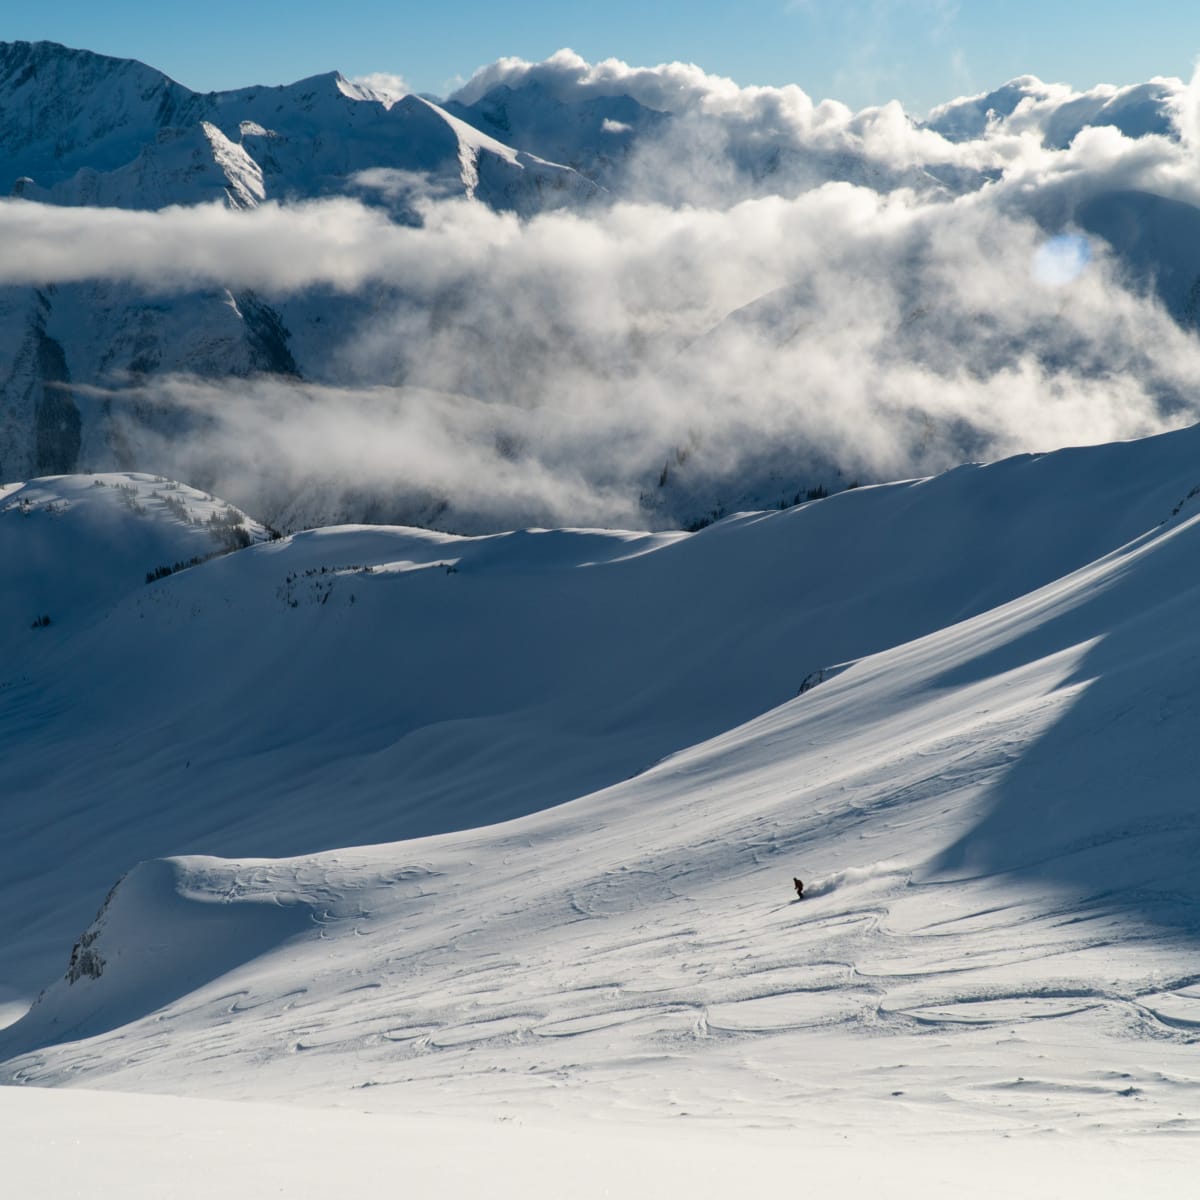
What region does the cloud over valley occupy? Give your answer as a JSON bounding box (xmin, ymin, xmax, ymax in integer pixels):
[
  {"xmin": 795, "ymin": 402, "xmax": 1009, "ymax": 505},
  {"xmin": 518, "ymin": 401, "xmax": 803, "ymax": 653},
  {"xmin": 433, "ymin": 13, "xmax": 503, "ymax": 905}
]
[{"xmin": 5, "ymin": 44, "xmax": 1200, "ymax": 531}]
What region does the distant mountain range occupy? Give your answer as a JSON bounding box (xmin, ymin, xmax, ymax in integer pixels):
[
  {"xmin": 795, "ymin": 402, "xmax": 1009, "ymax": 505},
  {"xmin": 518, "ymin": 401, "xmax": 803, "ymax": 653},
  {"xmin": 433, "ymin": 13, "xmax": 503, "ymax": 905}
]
[
  {"xmin": 0, "ymin": 41, "xmax": 600, "ymax": 209},
  {"xmin": 3, "ymin": 41, "xmax": 1200, "ymax": 532}
]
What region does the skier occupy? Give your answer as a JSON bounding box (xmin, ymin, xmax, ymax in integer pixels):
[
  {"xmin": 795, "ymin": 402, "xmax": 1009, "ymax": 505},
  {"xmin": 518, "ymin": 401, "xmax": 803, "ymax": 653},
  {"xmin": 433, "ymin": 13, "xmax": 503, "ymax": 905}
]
[{"xmin": 793, "ymin": 877, "xmax": 804, "ymax": 899}]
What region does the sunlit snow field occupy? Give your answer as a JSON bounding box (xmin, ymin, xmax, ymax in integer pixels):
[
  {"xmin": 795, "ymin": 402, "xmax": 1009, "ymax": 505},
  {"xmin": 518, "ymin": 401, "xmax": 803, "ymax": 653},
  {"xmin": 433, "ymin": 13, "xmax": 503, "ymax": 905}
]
[{"xmin": 5, "ymin": 431, "xmax": 1200, "ymax": 1193}]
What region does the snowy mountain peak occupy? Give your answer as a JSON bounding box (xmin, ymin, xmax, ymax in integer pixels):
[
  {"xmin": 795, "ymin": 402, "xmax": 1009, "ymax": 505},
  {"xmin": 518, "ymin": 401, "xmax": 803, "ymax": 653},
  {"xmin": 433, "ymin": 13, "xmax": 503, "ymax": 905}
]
[
  {"xmin": 0, "ymin": 40, "xmax": 596, "ymax": 209},
  {"xmin": 331, "ymin": 72, "xmax": 393, "ymax": 105}
]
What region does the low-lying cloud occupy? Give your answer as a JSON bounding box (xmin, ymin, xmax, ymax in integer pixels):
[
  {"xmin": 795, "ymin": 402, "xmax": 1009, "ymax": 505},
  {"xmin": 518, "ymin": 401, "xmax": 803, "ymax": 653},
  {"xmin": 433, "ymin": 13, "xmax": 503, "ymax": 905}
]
[
  {"xmin": 10, "ymin": 53, "xmax": 1200, "ymax": 531},
  {"xmin": 85, "ymin": 184, "xmax": 1200, "ymax": 531}
]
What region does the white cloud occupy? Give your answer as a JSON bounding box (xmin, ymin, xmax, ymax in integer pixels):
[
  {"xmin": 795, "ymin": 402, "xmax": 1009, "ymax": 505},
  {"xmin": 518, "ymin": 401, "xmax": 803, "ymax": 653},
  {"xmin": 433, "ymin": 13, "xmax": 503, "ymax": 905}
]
[
  {"xmin": 449, "ymin": 48, "xmax": 738, "ymax": 112},
  {"xmin": 0, "ymin": 196, "xmax": 519, "ymax": 294},
  {"xmin": 1166, "ymin": 61, "xmax": 1200, "ymax": 147},
  {"xmin": 39, "ymin": 185, "xmax": 1197, "ymax": 531},
  {"xmin": 9, "ymin": 51, "xmax": 1200, "ymax": 530}
]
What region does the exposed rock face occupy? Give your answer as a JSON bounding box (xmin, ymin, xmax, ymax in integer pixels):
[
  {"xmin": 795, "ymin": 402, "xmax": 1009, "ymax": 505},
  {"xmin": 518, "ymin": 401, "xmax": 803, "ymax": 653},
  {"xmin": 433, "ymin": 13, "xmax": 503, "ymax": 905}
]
[
  {"xmin": 66, "ymin": 927, "xmax": 104, "ymax": 984},
  {"xmin": 64, "ymin": 875, "xmax": 125, "ymax": 986},
  {"xmin": 32, "ymin": 319, "xmax": 81, "ymax": 475}
]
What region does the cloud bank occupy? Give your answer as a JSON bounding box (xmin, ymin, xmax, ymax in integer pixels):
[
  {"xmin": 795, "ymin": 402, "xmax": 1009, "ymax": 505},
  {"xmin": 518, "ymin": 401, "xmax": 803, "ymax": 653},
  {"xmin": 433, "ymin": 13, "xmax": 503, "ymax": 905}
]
[{"xmin": 10, "ymin": 52, "xmax": 1200, "ymax": 532}]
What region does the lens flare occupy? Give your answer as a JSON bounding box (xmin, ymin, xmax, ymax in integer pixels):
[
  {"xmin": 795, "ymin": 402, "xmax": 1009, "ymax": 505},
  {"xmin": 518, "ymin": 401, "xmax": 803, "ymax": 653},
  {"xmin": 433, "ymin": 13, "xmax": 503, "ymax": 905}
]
[{"xmin": 1033, "ymin": 233, "xmax": 1092, "ymax": 287}]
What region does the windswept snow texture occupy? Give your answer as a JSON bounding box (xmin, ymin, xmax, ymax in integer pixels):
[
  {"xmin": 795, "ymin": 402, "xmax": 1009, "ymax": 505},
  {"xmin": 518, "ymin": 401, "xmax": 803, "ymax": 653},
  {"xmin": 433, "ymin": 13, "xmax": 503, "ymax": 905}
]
[
  {"xmin": 4, "ymin": 426, "xmax": 1200, "ymax": 1153},
  {"xmin": 6, "ymin": 42, "xmax": 1200, "ymax": 530}
]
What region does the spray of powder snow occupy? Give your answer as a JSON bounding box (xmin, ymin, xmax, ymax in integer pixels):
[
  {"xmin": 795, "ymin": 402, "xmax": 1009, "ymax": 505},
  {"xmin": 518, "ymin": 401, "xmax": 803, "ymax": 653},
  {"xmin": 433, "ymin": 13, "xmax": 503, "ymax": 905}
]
[{"xmin": 801, "ymin": 861, "xmax": 911, "ymax": 899}]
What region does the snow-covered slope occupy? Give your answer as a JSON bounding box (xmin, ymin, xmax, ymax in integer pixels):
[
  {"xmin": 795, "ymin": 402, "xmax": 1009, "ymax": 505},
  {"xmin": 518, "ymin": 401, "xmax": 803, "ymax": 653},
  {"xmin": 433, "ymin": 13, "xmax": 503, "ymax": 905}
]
[
  {"xmin": 15, "ymin": 122, "xmax": 266, "ymax": 210},
  {"xmin": 8, "ymin": 1088, "xmax": 1191, "ymax": 1200},
  {"xmin": 0, "ymin": 41, "xmax": 205, "ymax": 188},
  {"xmin": 0, "ymin": 472, "xmax": 271, "ymax": 666},
  {"xmin": 8, "ymin": 45, "xmax": 1200, "ymax": 1191},
  {"xmin": 4, "ymin": 427, "xmax": 1200, "ymax": 1156}
]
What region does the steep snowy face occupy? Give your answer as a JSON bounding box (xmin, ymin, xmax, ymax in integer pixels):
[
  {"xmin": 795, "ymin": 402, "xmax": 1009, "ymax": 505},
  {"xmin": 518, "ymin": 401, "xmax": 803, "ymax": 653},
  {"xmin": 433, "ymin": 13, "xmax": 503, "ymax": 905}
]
[
  {"xmin": 313, "ymin": 92, "xmax": 601, "ymax": 212},
  {"xmin": 0, "ymin": 42, "xmax": 206, "ymax": 190},
  {"xmin": 5, "ymin": 423, "xmax": 1200, "ymax": 1001},
  {"xmin": 16, "ymin": 122, "xmax": 266, "ymax": 210}
]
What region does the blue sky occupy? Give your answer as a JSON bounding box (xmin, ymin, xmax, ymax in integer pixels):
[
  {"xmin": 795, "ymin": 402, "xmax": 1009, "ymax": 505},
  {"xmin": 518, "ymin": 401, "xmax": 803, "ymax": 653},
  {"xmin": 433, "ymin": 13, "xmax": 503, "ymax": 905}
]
[{"xmin": 9, "ymin": 0, "xmax": 1200, "ymax": 113}]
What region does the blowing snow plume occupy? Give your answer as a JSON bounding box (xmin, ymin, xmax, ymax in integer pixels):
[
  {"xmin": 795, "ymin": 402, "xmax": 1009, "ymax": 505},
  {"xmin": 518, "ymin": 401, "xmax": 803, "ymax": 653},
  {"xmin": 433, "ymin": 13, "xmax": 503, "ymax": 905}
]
[{"xmin": 5, "ymin": 44, "xmax": 1200, "ymax": 530}]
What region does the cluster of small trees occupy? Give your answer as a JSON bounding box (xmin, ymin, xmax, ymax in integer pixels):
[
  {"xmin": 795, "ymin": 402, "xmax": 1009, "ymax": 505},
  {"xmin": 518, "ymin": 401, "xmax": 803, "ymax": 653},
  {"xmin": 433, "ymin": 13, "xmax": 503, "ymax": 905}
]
[
  {"xmin": 277, "ymin": 563, "xmax": 372, "ymax": 608},
  {"xmin": 775, "ymin": 481, "xmax": 860, "ymax": 511},
  {"xmin": 11, "ymin": 497, "xmax": 67, "ymax": 517},
  {"xmin": 153, "ymin": 490, "xmax": 253, "ymax": 550},
  {"xmin": 157, "ymin": 491, "xmax": 192, "ymax": 523},
  {"xmin": 143, "ymin": 505, "xmax": 271, "ymax": 586},
  {"xmin": 66, "ymin": 925, "xmax": 104, "ymax": 984},
  {"xmin": 1169, "ymin": 483, "xmax": 1200, "ymax": 520},
  {"xmin": 797, "ymin": 668, "xmax": 826, "ymax": 696},
  {"xmin": 685, "ymin": 506, "xmax": 726, "ymax": 532},
  {"xmin": 145, "ymin": 557, "xmax": 206, "ymax": 584},
  {"xmin": 112, "ymin": 482, "xmax": 146, "ymax": 515},
  {"xmin": 207, "ymin": 509, "xmax": 253, "ymax": 552}
]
